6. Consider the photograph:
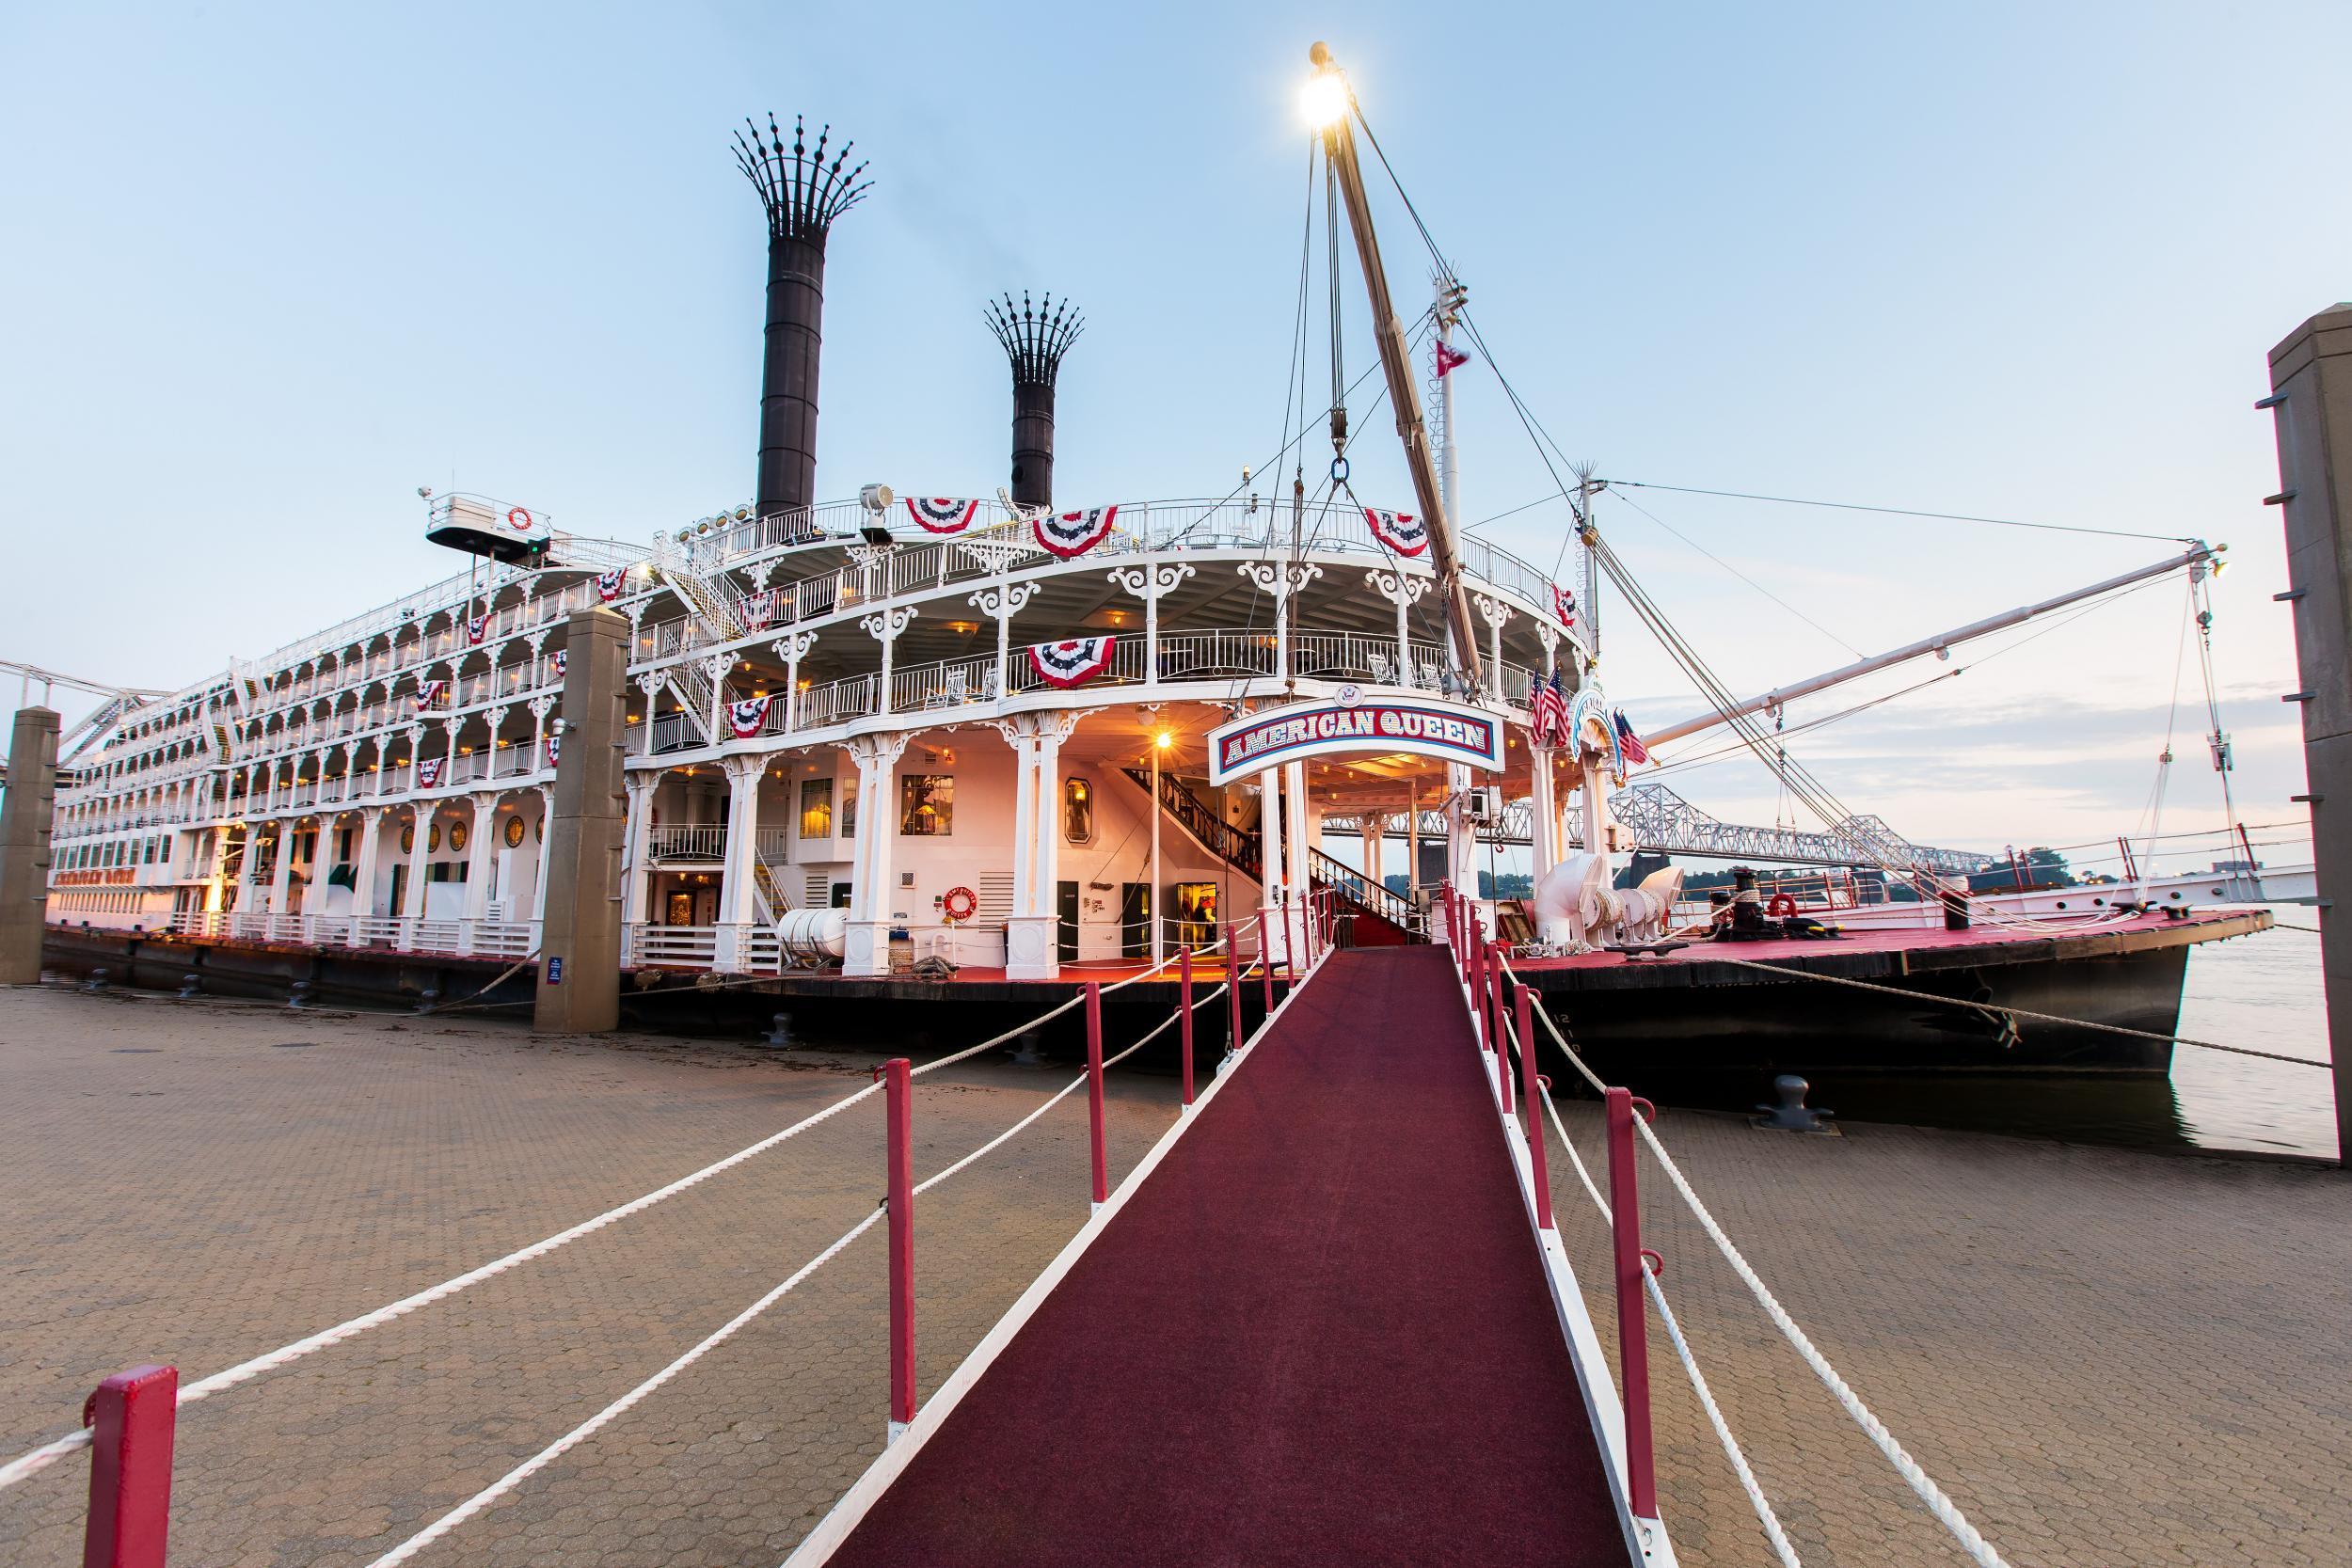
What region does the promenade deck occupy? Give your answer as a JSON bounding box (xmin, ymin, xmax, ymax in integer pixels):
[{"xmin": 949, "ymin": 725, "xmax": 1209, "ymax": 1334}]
[{"xmin": 812, "ymin": 946, "xmax": 1631, "ymax": 1566}]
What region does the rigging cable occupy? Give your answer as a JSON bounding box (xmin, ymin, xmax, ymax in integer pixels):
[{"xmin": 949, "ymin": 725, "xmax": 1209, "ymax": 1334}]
[{"xmin": 1599, "ymin": 479, "xmax": 2199, "ymax": 546}]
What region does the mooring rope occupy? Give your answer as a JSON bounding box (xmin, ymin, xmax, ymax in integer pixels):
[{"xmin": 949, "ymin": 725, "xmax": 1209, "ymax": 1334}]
[{"xmin": 1695, "ymin": 953, "xmax": 2330, "ymax": 1069}]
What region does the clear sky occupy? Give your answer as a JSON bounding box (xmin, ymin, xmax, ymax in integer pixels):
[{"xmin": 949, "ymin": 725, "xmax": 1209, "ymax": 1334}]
[{"xmin": 6, "ymin": 1, "xmax": 2345, "ymax": 865}]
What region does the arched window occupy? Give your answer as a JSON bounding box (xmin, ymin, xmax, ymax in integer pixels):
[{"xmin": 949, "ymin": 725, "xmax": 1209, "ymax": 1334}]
[{"xmin": 1063, "ymin": 776, "xmax": 1094, "ymax": 845}]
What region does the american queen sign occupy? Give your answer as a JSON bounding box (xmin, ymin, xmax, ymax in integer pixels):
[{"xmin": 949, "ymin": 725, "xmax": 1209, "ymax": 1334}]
[{"xmin": 1204, "ymin": 695, "xmax": 1506, "ymax": 786}]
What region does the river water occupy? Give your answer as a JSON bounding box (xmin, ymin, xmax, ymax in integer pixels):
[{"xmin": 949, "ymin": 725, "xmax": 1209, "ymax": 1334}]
[{"xmin": 1806, "ymin": 911, "xmax": 2337, "ymax": 1160}]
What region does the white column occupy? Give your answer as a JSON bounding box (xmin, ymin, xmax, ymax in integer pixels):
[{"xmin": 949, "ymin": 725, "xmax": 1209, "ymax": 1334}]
[
  {"xmin": 351, "ymin": 807, "xmax": 382, "ymax": 923},
  {"xmin": 1528, "ymin": 745, "xmax": 1559, "ymax": 892},
  {"xmin": 1149, "ymin": 741, "xmax": 1164, "ymax": 962},
  {"xmin": 969, "ymin": 581, "xmax": 1038, "ymax": 701},
  {"xmin": 843, "ymin": 732, "xmax": 911, "ymax": 976},
  {"xmin": 715, "ymin": 754, "xmax": 764, "ymax": 971},
  {"xmin": 772, "ymin": 632, "xmax": 818, "ymax": 733},
  {"xmin": 1257, "ymin": 764, "xmax": 1287, "ymax": 964},
  {"xmin": 1034, "ymin": 718, "xmax": 1072, "ymax": 966},
  {"xmin": 1366, "ymin": 569, "xmax": 1430, "ymax": 688},
  {"xmin": 1362, "ymin": 820, "xmax": 1382, "ymax": 893},
  {"xmin": 1475, "ymin": 594, "xmax": 1511, "ymax": 699},
  {"xmin": 457, "ymin": 793, "xmax": 499, "ymax": 953},
  {"xmin": 529, "ymin": 787, "xmax": 553, "ymax": 927},
  {"xmin": 268, "ymin": 817, "xmax": 295, "ymax": 918},
  {"xmin": 622, "ymin": 773, "xmax": 659, "ymax": 927},
  {"xmin": 396, "ymin": 808, "xmax": 430, "ymax": 949},
  {"xmin": 1285, "ymin": 760, "xmax": 1313, "ymax": 940},
  {"xmin": 1447, "ymin": 763, "xmax": 1478, "ymax": 927},
  {"xmin": 861, "ymin": 608, "xmax": 916, "ymax": 718}
]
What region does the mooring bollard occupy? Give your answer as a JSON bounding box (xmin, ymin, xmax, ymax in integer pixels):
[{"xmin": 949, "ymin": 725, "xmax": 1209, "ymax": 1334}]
[
  {"xmin": 286, "ymin": 979, "xmax": 311, "ymax": 1011},
  {"xmin": 83, "ymin": 1363, "xmax": 176, "ymax": 1568},
  {"xmin": 1178, "ymin": 946, "xmax": 1195, "ymax": 1106},
  {"xmin": 878, "ymin": 1058, "xmax": 914, "ymax": 1443},
  {"xmin": 81, "ymin": 967, "xmax": 109, "ymax": 993},
  {"xmin": 175, "ymin": 973, "xmax": 200, "ymax": 1001},
  {"xmin": 1605, "ymin": 1087, "xmax": 1660, "ymax": 1520},
  {"xmin": 1085, "ymin": 982, "xmax": 1107, "ymax": 1209},
  {"xmin": 762, "ymin": 1012, "xmax": 795, "ymax": 1049},
  {"xmin": 412, "ymin": 986, "xmax": 439, "ymax": 1015}
]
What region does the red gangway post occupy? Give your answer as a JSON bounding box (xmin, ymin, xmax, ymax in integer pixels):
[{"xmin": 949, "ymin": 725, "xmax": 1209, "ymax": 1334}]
[
  {"xmin": 1086, "ymin": 982, "xmax": 1107, "ymax": 1209},
  {"xmin": 1470, "ymin": 927, "xmax": 1492, "ymax": 1053},
  {"xmin": 1224, "ymin": 919, "xmax": 1244, "ymax": 1055},
  {"xmin": 1178, "ymin": 945, "xmax": 1195, "ymax": 1105},
  {"xmin": 1517, "ymin": 984, "xmax": 1551, "ymax": 1229},
  {"xmin": 1605, "ymin": 1086, "xmax": 1659, "ymax": 1519},
  {"xmin": 1494, "ymin": 963, "xmax": 1515, "ymax": 1116},
  {"xmin": 879, "ymin": 1057, "xmax": 915, "ymax": 1441},
  {"xmin": 83, "ymin": 1364, "xmax": 176, "ymax": 1568}
]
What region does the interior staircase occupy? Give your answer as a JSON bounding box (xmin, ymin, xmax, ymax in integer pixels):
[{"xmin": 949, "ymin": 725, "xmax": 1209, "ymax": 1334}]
[{"xmin": 1118, "ymin": 768, "xmax": 1418, "ymax": 942}]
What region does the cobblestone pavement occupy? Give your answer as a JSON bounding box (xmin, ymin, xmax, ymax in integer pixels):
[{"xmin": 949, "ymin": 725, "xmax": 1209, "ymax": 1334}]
[
  {"xmin": 6, "ymin": 981, "xmax": 2348, "ymax": 1567},
  {"xmin": 0, "ymin": 983, "xmax": 1183, "ymax": 1566},
  {"xmin": 1536, "ymin": 1096, "xmax": 2352, "ymax": 1567}
]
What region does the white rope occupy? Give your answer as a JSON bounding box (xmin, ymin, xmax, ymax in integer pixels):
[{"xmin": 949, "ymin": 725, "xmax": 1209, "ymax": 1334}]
[
  {"xmin": 0, "ymin": 978, "xmax": 1122, "ymax": 1492},
  {"xmin": 1643, "ymin": 1264, "xmax": 1804, "ymax": 1568},
  {"xmin": 362, "ymin": 1207, "xmax": 885, "ymax": 1568}
]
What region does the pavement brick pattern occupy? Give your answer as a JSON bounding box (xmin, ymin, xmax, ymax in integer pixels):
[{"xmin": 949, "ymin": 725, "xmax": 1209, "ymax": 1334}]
[
  {"xmin": 0, "ymin": 986, "xmax": 1179, "ymax": 1567},
  {"xmin": 1536, "ymin": 1096, "xmax": 2351, "ymax": 1567},
  {"xmin": 4, "ymin": 981, "xmax": 2348, "ymax": 1566}
]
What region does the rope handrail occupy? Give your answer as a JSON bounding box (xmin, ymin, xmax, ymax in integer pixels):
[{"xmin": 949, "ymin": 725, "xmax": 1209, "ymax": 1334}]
[
  {"xmin": 1494, "ymin": 953, "xmax": 2015, "ymax": 1568},
  {"xmin": 0, "ymin": 929, "xmax": 1247, "ymax": 1495}
]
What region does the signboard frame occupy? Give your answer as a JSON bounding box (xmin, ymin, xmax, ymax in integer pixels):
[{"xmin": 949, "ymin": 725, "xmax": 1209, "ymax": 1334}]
[{"xmin": 1203, "ymin": 696, "xmax": 1507, "ymax": 786}]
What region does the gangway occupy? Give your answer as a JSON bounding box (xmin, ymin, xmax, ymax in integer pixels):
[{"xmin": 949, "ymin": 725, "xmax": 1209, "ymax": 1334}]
[{"xmin": 793, "ymin": 947, "xmax": 1642, "ymax": 1566}]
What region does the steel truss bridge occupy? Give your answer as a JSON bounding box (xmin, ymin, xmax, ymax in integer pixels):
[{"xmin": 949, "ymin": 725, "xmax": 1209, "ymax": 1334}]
[{"xmin": 1323, "ymin": 782, "xmax": 1997, "ymax": 877}]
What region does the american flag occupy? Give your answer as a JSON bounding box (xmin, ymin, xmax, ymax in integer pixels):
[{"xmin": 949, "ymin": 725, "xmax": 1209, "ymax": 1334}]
[
  {"xmin": 1613, "ymin": 710, "xmax": 1650, "ymax": 766},
  {"xmin": 1529, "ymin": 670, "xmax": 1569, "ymax": 747}
]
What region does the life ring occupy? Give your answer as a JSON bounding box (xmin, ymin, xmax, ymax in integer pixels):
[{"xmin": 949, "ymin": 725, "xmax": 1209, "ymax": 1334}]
[
  {"xmin": 941, "ymin": 885, "xmax": 978, "ymax": 923},
  {"xmin": 507, "ymin": 506, "xmax": 533, "ymax": 531},
  {"xmin": 1767, "ymin": 893, "xmax": 1799, "ymax": 919}
]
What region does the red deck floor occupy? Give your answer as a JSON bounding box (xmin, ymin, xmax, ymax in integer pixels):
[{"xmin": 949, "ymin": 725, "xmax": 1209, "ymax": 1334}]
[{"xmin": 818, "ymin": 946, "xmax": 1629, "ymax": 1567}]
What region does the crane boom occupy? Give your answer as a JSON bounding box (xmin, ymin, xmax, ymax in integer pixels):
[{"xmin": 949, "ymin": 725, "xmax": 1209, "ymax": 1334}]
[
  {"xmin": 1311, "ymin": 45, "xmax": 1486, "ymax": 693},
  {"xmin": 1644, "ymin": 543, "xmax": 2218, "ymax": 750}
]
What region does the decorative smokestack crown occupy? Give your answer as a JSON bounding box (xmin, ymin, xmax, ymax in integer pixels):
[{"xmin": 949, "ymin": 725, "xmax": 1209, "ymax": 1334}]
[
  {"xmin": 733, "ymin": 114, "xmax": 872, "ymax": 242},
  {"xmin": 985, "ymin": 292, "xmax": 1085, "ymax": 388}
]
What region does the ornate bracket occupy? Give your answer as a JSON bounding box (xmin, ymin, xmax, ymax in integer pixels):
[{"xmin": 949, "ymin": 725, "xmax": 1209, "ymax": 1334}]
[
  {"xmin": 1365, "ymin": 569, "xmax": 1431, "ymax": 608},
  {"xmin": 771, "ymin": 631, "xmax": 820, "ymax": 664},
  {"xmin": 968, "ymin": 580, "xmax": 1041, "ymax": 619},
  {"xmin": 1473, "ymin": 593, "xmax": 1512, "ymax": 630},
  {"xmin": 860, "ymin": 606, "xmax": 919, "ymax": 642}
]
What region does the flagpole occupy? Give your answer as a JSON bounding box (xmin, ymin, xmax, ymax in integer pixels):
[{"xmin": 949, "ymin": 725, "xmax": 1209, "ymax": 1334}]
[{"xmin": 1436, "ymin": 272, "xmax": 1465, "ymax": 537}]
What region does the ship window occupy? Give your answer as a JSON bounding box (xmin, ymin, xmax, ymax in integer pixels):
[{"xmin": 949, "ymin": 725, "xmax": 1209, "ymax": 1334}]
[
  {"xmin": 841, "ymin": 780, "xmax": 857, "ymax": 839},
  {"xmin": 1064, "ymin": 777, "xmax": 1094, "ymax": 844},
  {"xmin": 800, "ymin": 779, "xmax": 834, "ymax": 840},
  {"xmin": 899, "ymin": 775, "xmax": 953, "ymax": 836}
]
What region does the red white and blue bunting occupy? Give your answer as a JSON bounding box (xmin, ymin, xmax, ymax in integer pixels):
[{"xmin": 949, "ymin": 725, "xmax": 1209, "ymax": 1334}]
[
  {"xmin": 552, "ymin": 648, "xmax": 567, "ymax": 678},
  {"xmin": 1363, "ymin": 507, "xmax": 1428, "ymax": 557},
  {"xmin": 596, "ymin": 568, "xmax": 628, "ymax": 603},
  {"xmin": 1026, "ymin": 636, "xmax": 1117, "ymax": 689},
  {"xmin": 415, "ymin": 679, "xmax": 448, "ymax": 709},
  {"xmin": 1031, "ymin": 505, "xmax": 1119, "ymax": 559},
  {"xmin": 905, "ymin": 496, "xmax": 980, "ymax": 534},
  {"xmin": 1549, "ymin": 582, "xmax": 1579, "ymax": 631},
  {"xmin": 741, "ymin": 590, "xmax": 776, "ymax": 632},
  {"xmin": 417, "ymin": 757, "xmax": 445, "ymax": 788},
  {"xmin": 727, "ymin": 695, "xmax": 772, "ymax": 738},
  {"xmin": 546, "ymin": 733, "xmax": 562, "ymax": 768},
  {"xmin": 467, "ymin": 615, "xmax": 487, "ymax": 647}
]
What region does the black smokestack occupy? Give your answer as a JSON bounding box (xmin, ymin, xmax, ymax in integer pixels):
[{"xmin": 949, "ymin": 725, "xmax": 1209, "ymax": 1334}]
[
  {"xmin": 985, "ymin": 292, "xmax": 1084, "ymax": 509},
  {"xmin": 735, "ymin": 114, "xmax": 871, "ymax": 524}
]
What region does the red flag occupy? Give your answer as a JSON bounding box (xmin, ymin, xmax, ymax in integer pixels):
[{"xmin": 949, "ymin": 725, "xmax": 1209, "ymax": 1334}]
[{"xmin": 1435, "ymin": 341, "xmax": 1471, "ymax": 377}]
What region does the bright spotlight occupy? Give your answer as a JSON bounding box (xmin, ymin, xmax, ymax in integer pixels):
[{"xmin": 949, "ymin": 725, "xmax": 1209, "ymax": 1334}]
[
  {"xmin": 1299, "ymin": 71, "xmax": 1348, "ymax": 130},
  {"xmin": 1154, "ymin": 731, "xmax": 1174, "ymax": 752}
]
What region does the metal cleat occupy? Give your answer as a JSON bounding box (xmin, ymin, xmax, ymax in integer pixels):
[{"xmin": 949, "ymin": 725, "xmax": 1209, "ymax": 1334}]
[{"xmin": 1751, "ymin": 1073, "xmax": 1838, "ymax": 1134}]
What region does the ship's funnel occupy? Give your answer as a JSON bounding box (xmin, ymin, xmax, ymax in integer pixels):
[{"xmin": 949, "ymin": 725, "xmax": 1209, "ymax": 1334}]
[
  {"xmin": 735, "ymin": 114, "xmax": 871, "ymax": 525},
  {"xmin": 986, "ymin": 292, "xmax": 1084, "ymax": 510}
]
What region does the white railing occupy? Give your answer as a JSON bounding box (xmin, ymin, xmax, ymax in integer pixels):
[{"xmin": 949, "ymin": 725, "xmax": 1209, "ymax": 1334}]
[
  {"xmin": 470, "ymin": 921, "xmax": 537, "ymax": 958},
  {"xmin": 411, "ymin": 920, "xmax": 463, "ymax": 952},
  {"xmin": 303, "ymin": 915, "xmax": 355, "ymax": 946},
  {"xmin": 648, "ymin": 825, "xmax": 725, "ymax": 861},
  {"xmin": 353, "ymin": 916, "xmax": 404, "ymax": 946},
  {"xmin": 632, "ymin": 924, "xmax": 718, "ymax": 967}
]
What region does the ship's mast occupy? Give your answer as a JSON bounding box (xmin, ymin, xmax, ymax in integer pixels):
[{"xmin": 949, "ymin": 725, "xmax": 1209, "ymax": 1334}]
[{"xmin": 1309, "ymin": 43, "xmax": 1486, "ymax": 695}]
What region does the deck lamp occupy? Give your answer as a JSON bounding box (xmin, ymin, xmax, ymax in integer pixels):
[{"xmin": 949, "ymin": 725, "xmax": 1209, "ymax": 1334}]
[{"xmin": 1300, "ymin": 54, "xmax": 1348, "ymax": 128}]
